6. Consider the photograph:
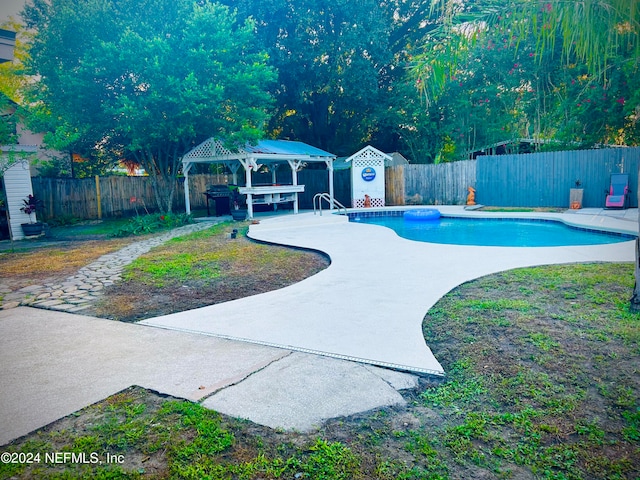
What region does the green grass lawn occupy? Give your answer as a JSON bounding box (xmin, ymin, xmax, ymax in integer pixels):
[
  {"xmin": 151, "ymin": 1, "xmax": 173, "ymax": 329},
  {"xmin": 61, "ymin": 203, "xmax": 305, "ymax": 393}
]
[
  {"xmin": 43, "ymin": 212, "xmax": 196, "ymax": 239},
  {"xmin": 49, "ymin": 218, "xmax": 132, "ymax": 236}
]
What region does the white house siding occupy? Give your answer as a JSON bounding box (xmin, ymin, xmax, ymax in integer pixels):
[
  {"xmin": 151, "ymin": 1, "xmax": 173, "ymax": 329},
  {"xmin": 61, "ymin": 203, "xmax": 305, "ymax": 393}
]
[{"xmin": 3, "ymin": 158, "xmax": 34, "ymax": 240}]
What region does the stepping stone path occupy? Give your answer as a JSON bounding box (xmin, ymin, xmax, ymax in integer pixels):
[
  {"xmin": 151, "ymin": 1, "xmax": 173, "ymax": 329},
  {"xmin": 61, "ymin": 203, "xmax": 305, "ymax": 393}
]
[{"xmin": 1, "ymin": 220, "xmax": 220, "ymax": 313}]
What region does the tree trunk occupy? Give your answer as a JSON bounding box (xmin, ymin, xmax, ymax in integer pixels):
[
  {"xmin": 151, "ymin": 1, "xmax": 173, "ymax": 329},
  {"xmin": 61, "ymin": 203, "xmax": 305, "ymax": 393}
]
[
  {"xmin": 140, "ymin": 148, "xmax": 179, "ymax": 214},
  {"xmin": 149, "ymin": 172, "xmax": 175, "ymax": 214}
]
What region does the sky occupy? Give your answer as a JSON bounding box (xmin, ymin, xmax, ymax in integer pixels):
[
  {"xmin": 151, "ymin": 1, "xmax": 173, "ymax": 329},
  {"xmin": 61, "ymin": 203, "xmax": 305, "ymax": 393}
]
[{"xmin": 0, "ymin": 0, "xmax": 27, "ymax": 24}]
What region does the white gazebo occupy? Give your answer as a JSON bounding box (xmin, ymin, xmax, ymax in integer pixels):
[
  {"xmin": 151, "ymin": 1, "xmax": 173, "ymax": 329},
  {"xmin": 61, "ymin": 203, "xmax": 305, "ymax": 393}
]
[{"xmin": 181, "ymin": 138, "xmax": 336, "ymax": 218}]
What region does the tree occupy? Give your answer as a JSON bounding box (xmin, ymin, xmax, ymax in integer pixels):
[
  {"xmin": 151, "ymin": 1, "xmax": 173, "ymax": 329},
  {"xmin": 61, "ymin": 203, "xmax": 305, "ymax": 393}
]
[
  {"xmin": 372, "ymin": 77, "xmax": 445, "ymax": 163},
  {"xmin": 414, "ymin": 0, "xmax": 639, "ymax": 104},
  {"xmin": 416, "ymin": 0, "xmax": 640, "ymax": 309},
  {"xmin": 425, "ymin": 21, "xmax": 640, "ymax": 158},
  {"xmin": 0, "ymin": 21, "xmax": 30, "ymax": 175},
  {"xmin": 0, "ymin": 93, "xmax": 17, "ymax": 146},
  {"xmin": 0, "ymin": 19, "xmax": 31, "ymax": 148},
  {"xmin": 22, "ymin": 0, "xmax": 276, "ymax": 212},
  {"xmin": 224, "ymin": 0, "xmax": 454, "ymax": 158},
  {"xmin": 225, "ymin": 0, "xmax": 391, "ymax": 155}
]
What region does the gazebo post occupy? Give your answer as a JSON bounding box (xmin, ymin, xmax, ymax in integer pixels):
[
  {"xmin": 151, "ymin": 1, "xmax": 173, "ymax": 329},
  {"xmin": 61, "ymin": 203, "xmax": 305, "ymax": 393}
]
[
  {"xmin": 326, "ymin": 159, "xmax": 335, "ymax": 209},
  {"xmin": 226, "ymin": 161, "xmax": 240, "ymax": 185},
  {"xmin": 183, "ymin": 162, "xmax": 192, "ymax": 214},
  {"xmin": 244, "ymin": 157, "xmax": 254, "ymax": 218},
  {"xmin": 287, "ymin": 159, "xmax": 301, "ymax": 214}
]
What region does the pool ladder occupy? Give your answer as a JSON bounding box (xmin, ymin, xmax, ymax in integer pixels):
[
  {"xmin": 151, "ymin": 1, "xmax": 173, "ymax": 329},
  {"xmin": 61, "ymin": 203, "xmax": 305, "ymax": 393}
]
[{"xmin": 313, "ymin": 193, "xmax": 347, "ymax": 216}]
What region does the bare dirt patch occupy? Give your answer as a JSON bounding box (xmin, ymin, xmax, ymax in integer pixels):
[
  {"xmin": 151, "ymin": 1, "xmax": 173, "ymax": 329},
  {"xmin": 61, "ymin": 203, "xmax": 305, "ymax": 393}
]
[
  {"xmin": 0, "ymin": 239, "xmax": 130, "ymax": 277},
  {"xmin": 0, "ymin": 238, "xmax": 133, "ymax": 299}
]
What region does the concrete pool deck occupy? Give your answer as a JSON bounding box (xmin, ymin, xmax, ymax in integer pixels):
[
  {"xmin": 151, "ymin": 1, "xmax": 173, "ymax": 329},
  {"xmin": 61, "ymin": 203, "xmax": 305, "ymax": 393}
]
[
  {"xmin": 1, "ymin": 206, "xmax": 636, "ymax": 444},
  {"xmin": 142, "ymin": 206, "xmax": 636, "ymax": 375}
]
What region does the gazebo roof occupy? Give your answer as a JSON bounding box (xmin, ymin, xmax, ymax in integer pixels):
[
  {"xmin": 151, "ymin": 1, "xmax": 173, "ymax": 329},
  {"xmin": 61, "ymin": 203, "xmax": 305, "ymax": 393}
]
[{"xmin": 182, "ymin": 138, "xmax": 335, "ymax": 164}]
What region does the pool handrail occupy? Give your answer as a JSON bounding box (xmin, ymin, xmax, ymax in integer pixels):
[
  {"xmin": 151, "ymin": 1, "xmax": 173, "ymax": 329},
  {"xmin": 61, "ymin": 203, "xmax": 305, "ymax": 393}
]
[{"xmin": 313, "ymin": 193, "xmax": 347, "ymax": 216}]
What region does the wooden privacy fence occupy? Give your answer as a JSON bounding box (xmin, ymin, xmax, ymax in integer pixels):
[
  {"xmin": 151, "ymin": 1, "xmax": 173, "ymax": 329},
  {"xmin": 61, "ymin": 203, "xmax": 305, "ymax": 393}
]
[
  {"xmin": 30, "ymin": 147, "xmax": 640, "ymax": 220},
  {"xmin": 32, "ymin": 171, "xmax": 351, "ymax": 220},
  {"xmin": 392, "ymin": 147, "xmax": 638, "ymax": 208},
  {"xmin": 33, "ymin": 174, "xmax": 227, "ymax": 220},
  {"xmin": 399, "ymin": 160, "xmax": 476, "ymax": 205},
  {"xmin": 385, "ymin": 165, "xmax": 405, "ymax": 205},
  {"xmin": 297, "ymin": 169, "xmax": 351, "ymax": 209},
  {"xmin": 476, "ymin": 147, "xmax": 640, "ymax": 208}
]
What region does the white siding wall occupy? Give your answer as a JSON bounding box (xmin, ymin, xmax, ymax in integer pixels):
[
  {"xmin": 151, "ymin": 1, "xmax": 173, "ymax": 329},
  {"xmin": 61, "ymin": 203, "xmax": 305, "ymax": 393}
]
[{"xmin": 3, "ymin": 159, "xmax": 34, "ymax": 240}]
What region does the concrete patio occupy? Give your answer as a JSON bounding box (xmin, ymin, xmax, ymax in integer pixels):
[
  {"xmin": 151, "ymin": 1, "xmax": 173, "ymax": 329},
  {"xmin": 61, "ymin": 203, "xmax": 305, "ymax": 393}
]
[{"xmin": 142, "ymin": 206, "xmax": 635, "ymax": 374}]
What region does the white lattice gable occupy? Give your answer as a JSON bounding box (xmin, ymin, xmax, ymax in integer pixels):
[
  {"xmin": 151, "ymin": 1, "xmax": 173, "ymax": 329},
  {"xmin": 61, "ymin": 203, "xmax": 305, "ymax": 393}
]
[
  {"xmin": 345, "ymin": 145, "xmax": 391, "ymax": 168},
  {"xmin": 182, "ymin": 138, "xmax": 243, "ymax": 163}
]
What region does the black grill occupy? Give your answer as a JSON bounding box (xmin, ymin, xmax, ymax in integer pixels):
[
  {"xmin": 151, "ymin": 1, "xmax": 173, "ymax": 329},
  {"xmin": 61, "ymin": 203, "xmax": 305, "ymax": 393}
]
[{"xmin": 203, "ymin": 185, "xmax": 231, "ymax": 216}]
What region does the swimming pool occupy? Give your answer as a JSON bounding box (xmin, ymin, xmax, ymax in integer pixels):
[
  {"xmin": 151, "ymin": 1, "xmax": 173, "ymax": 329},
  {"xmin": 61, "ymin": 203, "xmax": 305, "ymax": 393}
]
[{"xmin": 349, "ymin": 212, "xmax": 635, "ymax": 247}]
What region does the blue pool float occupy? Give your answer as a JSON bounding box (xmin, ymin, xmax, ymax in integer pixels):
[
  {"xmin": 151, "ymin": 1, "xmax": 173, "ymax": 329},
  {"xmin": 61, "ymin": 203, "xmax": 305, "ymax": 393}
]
[{"xmin": 403, "ymin": 208, "xmax": 441, "ymax": 221}]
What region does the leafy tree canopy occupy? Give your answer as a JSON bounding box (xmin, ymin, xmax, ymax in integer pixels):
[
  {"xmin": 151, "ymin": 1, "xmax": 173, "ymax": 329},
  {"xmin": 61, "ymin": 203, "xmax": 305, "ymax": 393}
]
[
  {"xmin": 224, "ymin": 0, "xmax": 389, "ymax": 155},
  {"xmin": 224, "ymin": 0, "xmax": 450, "ymax": 157},
  {"xmin": 22, "ymin": 0, "xmax": 276, "ymax": 211},
  {"xmin": 0, "ymin": 19, "xmax": 32, "ymax": 147},
  {"xmin": 409, "ymin": 0, "xmax": 640, "ymax": 157},
  {"xmin": 415, "ymin": 0, "xmax": 639, "ymax": 104},
  {"xmin": 14, "ymin": 0, "xmax": 640, "ymax": 171},
  {"xmin": 0, "ymin": 93, "xmax": 17, "ymax": 146}
]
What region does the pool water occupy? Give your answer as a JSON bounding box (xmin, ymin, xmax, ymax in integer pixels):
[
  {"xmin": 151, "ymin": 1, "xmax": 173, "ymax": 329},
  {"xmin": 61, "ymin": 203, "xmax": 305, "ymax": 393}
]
[{"xmin": 350, "ymin": 215, "xmax": 634, "ymax": 247}]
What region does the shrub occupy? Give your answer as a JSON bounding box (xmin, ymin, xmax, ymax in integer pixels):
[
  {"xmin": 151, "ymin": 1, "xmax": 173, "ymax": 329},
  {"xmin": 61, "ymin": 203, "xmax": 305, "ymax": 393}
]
[{"xmin": 112, "ymin": 213, "xmax": 194, "ymax": 237}]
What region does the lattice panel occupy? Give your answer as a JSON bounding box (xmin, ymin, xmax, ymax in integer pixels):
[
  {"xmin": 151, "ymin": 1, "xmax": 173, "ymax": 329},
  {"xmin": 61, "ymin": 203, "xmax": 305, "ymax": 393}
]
[
  {"xmin": 354, "ymin": 197, "xmax": 385, "ymax": 208},
  {"xmin": 351, "ymin": 148, "xmax": 386, "ymax": 168},
  {"xmin": 184, "ymin": 138, "xmax": 235, "ymax": 160},
  {"xmin": 353, "ymin": 156, "xmax": 385, "ymax": 168},
  {"xmin": 213, "ymin": 139, "xmax": 235, "ymax": 156}
]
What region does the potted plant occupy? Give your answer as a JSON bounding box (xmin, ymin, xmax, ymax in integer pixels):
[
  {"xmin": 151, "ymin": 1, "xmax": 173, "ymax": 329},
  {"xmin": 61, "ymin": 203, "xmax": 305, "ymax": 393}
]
[
  {"xmin": 229, "ymin": 187, "xmax": 247, "ymax": 221},
  {"xmin": 20, "ymin": 194, "xmax": 45, "ymax": 236}
]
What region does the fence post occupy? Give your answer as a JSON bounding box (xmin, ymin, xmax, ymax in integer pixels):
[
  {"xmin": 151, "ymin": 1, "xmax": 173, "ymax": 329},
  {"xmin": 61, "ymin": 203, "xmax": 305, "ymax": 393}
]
[{"xmin": 95, "ymin": 175, "xmax": 102, "ymax": 219}]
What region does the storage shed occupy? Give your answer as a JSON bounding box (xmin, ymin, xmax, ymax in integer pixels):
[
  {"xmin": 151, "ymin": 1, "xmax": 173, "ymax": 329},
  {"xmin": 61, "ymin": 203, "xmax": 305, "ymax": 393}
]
[
  {"xmin": 181, "ymin": 138, "xmax": 336, "ymax": 218},
  {"xmin": 344, "ymin": 145, "xmax": 391, "ymax": 208}
]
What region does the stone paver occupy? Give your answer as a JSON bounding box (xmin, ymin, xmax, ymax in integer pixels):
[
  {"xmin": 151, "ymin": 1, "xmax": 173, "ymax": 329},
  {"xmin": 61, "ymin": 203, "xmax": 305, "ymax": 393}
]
[{"xmin": 0, "ymin": 220, "xmax": 221, "ymax": 311}]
